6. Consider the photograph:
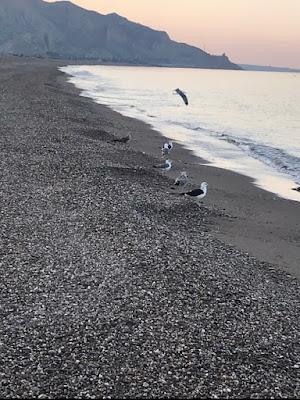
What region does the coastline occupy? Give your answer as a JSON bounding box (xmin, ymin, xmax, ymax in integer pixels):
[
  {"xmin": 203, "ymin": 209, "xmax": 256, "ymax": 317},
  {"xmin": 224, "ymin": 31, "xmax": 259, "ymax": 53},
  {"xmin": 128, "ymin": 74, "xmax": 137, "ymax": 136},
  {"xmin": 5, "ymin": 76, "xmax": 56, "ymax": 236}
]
[
  {"xmin": 61, "ymin": 62, "xmax": 300, "ymax": 279},
  {"xmin": 0, "ymin": 56, "xmax": 299, "ymax": 398}
]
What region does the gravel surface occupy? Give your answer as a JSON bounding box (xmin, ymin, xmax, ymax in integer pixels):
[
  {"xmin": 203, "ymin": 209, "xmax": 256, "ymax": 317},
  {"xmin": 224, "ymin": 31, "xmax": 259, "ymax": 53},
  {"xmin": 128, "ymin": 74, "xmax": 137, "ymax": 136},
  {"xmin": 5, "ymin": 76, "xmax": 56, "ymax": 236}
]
[{"xmin": 0, "ymin": 57, "xmax": 299, "ymax": 398}]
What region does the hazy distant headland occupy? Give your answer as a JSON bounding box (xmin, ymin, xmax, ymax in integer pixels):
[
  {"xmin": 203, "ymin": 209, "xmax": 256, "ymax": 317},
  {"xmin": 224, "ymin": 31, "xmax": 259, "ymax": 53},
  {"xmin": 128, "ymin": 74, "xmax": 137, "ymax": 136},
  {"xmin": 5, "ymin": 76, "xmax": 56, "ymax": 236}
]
[
  {"xmin": 240, "ymin": 64, "xmax": 300, "ymax": 73},
  {"xmin": 0, "ymin": 0, "xmax": 240, "ymax": 70}
]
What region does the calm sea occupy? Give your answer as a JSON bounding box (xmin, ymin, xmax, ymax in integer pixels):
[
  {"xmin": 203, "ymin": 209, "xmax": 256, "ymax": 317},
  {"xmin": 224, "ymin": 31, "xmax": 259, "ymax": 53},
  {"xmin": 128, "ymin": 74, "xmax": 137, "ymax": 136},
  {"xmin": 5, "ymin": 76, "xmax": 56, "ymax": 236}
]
[{"xmin": 60, "ymin": 65, "xmax": 300, "ymax": 202}]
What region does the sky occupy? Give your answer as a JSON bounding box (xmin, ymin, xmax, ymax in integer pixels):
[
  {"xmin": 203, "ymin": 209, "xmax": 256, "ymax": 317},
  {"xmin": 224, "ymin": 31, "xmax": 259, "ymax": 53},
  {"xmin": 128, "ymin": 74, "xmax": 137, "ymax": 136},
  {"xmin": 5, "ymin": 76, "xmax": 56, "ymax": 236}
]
[{"xmin": 46, "ymin": 0, "xmax": 300, "ymax": 68}]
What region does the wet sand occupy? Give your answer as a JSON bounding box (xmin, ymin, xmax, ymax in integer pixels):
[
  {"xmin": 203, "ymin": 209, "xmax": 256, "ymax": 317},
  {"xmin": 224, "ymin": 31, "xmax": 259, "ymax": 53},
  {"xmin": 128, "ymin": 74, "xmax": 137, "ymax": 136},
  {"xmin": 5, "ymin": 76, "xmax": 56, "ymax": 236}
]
[
  {"xmin": 0, "ymin": 56, "xmax": 299, "ymax": 398},
  {"xmin": 133, "ymin": 134, "xmax": 300, "ymax": 279}
]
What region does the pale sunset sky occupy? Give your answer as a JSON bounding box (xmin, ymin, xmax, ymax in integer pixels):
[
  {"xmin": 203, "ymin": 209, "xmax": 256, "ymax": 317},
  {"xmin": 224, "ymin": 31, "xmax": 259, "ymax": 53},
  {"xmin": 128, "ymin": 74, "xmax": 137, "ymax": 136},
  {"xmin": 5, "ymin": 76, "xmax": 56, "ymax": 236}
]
[{"xmin": 46, "ymin": 0, "xmax": 300, "ymax": 68}]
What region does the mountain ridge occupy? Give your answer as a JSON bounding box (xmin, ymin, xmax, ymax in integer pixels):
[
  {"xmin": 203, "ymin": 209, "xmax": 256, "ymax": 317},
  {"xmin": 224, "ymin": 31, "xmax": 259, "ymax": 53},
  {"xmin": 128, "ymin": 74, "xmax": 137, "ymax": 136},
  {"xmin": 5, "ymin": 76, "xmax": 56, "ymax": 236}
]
[{"xmin": 0, "ymin": 0, "xmax": 241, "ymax": 70}]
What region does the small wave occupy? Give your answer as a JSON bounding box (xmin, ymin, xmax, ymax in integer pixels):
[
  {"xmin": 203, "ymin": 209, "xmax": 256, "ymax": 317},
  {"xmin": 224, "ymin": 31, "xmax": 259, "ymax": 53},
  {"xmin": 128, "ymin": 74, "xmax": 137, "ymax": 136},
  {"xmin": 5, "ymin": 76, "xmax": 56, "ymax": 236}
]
[
  {"xmin": 217, "ymin": 133, "xmax": 300, "ymax": 183},
  {"xmin": 165, "ymin": 119, "xmax": 197, "ymax": 131},
  {"xmin": 162, "ymin": 118, "xmax": 300, "ymax": 183},
  {"xmin": 163, "ymin": 118, "xmax": 229, "ymax": 137},
  {"xmin": 127, "ymin": 105, "xmax": 147, "ymax": 113},
  {"xmin": 73, "ymin": 70, "xmax": 94, "ymax": 78},
  {"xmin": 60, "ymin": 67, "xmax": 94, "ymax": 78}
]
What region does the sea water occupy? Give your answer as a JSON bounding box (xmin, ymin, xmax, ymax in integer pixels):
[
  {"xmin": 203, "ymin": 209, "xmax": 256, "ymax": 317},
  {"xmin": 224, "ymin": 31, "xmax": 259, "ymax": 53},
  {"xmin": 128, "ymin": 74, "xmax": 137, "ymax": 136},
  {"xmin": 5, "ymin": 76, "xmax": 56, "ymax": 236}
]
[{"xmin": 60, "ymin": 65, "xmax": 300, "ymax": 202}]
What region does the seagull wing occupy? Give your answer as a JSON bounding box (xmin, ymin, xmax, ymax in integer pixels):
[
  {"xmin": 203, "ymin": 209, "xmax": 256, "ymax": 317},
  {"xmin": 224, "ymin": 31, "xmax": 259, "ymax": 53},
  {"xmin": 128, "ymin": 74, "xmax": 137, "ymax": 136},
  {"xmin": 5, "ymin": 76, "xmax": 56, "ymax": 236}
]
[
  {"xmin": 153, "ymin": 162, "xmax": 167, "ymax": 169},
  {"xmin": 175, "ymin": 89, "xmax": 188, "ymax": 105},
  {"xmin": 181, "ymin": 93, "xmax": 188, "ymax": 105},
  {"xmin": 185, "ymin": 188, "xmax": 204, "ymax": 197}
]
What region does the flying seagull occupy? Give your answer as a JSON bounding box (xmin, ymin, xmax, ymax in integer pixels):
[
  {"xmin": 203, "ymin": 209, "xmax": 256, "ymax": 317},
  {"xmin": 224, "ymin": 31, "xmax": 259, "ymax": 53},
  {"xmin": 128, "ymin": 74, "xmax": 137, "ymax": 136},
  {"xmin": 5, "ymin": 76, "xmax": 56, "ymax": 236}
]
[
  {"xmin": 174, "ymin": 88, "xmax": 188, "ymax": 105},
  {"xmin": 153, "ymin": 159, "xmax": 172, "ymax": 172},
  {"xmin": 174, "ymin": 171, "xmax": 188, "ymax": 186},
  {"xmin": 112, "ymin": 133, "xmax": 131, "ymax": 143},
  {"xmin": 181, "ymin": 182, "xmax": 208, "ymax": 200},
  {"xmin": 161, "ymin": 141, "xmax": 173, "ymax": 156}
]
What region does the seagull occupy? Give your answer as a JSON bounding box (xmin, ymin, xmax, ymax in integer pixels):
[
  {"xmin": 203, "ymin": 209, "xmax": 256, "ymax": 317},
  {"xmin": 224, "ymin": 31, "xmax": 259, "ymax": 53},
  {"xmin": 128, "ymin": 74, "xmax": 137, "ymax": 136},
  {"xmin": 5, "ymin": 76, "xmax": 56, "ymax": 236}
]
[
  {"xmin": 161, "ymin": 141, "xmax": 173, "ymax": 156},
  {"xmin": 153, "ymin": 159, "xmax": 172, "ymax": 172},
  {"xmin": 174, "ymin": 88, "xmax": 188, "ymax": 105},
  {"xmin": 174, "ymin": 171, "xmax": 188, "ymax": 186},
  {"xmin": 164, "ymin": 141, "xmax": 173, "ymax": 151},
  {"xmin": 161, "ymin": 147, "xmax": 170, "ymax": 156},
  {"xmin": 181, "ymin": 182, "xmax": 208, "ymax": 201},
  {"xmin": 112, "ymin": 133, "xmax": 131, "ymax": 143}
]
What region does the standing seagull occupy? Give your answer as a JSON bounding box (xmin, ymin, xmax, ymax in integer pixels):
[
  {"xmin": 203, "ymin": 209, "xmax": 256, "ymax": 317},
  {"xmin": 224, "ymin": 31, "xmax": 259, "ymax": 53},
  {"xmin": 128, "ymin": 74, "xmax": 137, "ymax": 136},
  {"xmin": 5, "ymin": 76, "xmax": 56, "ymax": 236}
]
[
  {"xmin": 181, "ymin": 182, "xmax": 208, "ymax": 201},
  {"xmin": 174, "ymin": 88, "xmax": 188, "ymax": 105},
  {"xmin": 153, "ymin": 159, "xmax": 172, "ymax": 172},
  {"xmin": 174, "ymin": 171, "xmax": 188, "ymax": 186},
  {"xmin": 161, "ymin": 141, "xmax": 173, "ymax": 156}
]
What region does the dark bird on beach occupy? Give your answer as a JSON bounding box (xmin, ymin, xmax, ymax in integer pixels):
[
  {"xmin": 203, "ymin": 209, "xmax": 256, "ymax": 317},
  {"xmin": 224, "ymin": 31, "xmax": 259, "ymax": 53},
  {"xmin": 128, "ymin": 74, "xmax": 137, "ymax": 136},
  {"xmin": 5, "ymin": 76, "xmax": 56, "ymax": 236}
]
[
  {"xmin": 112, "ymin": 133, "xmax": 131, "ymax": 143},
  {"xmin": 181, "ymin": 182, "xmax": 208, "ymax": 200},
  {"xmin": 161, "ymin": 141, "xmax": 173, "ymax": 156},
  {"xmin": 153, "ymin": 159, "xmax": 172, "ymax": 171},
  {"xmin": 174, "ymin": 171, "xmax": 188, "ymax": 186},
  {"xmin": 292, "ymin": 186, "xmax": 300, "ymax": 192},
  {"xmin": 174, "ymin": 88, "xmax": 188, "ymax": 105}
]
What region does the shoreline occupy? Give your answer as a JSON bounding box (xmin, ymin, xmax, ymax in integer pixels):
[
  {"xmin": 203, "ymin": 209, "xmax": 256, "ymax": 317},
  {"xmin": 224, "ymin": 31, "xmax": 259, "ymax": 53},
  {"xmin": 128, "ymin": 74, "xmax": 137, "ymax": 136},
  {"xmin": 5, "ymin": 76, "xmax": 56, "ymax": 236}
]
[
  {"xmin": 1, "ymin": 56, "xmax": 299, "ymax": 398},
  {"xmin": 62, "ymin": 63, "xmax": 300, "ymax": 204},
  {"xmin": 61, "ymin": 64, "xmax": 300, "ymax": 279}
]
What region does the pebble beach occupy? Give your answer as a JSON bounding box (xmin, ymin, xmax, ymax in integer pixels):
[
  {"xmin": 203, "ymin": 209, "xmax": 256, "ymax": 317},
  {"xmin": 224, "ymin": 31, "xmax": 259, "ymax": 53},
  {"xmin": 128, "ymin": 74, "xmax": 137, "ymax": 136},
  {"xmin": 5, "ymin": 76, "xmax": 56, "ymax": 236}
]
[{"xmin": 0, "ymin": 56, "xmax": 299, "ymax": 398}]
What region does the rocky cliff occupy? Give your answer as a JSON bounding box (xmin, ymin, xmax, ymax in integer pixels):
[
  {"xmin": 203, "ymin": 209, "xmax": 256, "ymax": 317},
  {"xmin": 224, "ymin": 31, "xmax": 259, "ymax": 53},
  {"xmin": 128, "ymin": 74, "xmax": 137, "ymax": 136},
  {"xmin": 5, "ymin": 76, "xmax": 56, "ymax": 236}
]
[{"xmin": 0, "ymin": 0, "xmax": 241, "ymax": 69}]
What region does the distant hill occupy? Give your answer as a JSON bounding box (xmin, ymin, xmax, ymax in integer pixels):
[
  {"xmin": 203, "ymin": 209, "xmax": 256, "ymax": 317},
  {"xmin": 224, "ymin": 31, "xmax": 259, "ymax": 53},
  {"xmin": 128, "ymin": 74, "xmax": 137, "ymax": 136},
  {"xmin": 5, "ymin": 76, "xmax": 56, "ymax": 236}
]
[
  {"xmin": 0, "ymin": 0, "xmax": 240, "ymax": 70},
  {"xmin": 240, "ymin": 64, "xmax": 300, "ymax": 73}
]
